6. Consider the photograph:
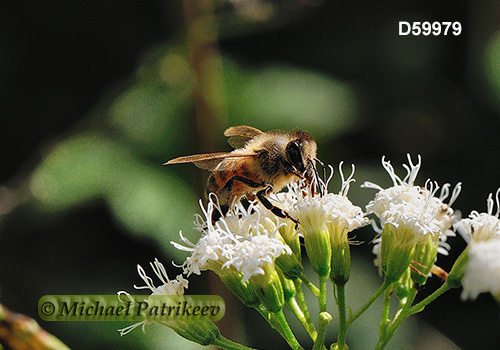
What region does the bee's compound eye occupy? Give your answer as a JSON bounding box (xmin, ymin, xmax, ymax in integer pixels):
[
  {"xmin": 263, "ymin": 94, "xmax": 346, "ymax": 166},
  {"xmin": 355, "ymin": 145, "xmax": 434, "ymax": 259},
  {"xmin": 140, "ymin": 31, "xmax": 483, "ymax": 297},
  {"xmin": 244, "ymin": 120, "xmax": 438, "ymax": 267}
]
[{"xmin": 286, "ymin": 141, "xmax": 303, "ymax": 169}]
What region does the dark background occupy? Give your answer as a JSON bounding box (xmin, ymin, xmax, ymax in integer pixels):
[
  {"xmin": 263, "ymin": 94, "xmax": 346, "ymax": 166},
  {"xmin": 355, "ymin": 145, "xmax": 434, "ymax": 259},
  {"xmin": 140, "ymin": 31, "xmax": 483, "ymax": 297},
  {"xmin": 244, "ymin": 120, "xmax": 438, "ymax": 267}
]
[{"xmin": 0, "ymin": 1, "xmax": 499, "ymax": 349}]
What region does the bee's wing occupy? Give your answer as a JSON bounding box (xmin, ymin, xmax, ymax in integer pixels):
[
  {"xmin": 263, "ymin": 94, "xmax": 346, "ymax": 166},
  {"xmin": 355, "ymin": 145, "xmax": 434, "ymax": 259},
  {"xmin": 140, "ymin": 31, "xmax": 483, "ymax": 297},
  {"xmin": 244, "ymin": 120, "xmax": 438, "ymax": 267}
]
[
  {"xmin": 164, "ymin": 152, "xmax": 254, "ymax": 171},
  {"xmin": 224, "ymin": 125, "xmax": 264, "ymax": 148}
]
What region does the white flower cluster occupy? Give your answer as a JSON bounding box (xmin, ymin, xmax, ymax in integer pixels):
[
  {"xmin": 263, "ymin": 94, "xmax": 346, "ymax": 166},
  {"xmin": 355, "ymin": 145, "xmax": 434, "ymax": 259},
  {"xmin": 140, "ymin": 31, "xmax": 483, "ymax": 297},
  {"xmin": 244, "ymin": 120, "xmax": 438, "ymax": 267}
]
[
  {"xmin": 462, "ymin": 238, "xmax": 500, "ymax": 300},
  {"xmin": 117, "ymin": 259, "xmax": 188, "ymax": 336},
  {"xmin": 267, "ymin": 163, "xmax": 369, "ymax": 242},
  {"xmin": 134, "ymin": 259, "xmax": 188, "ymax": 296},
  {"xmin": 454, "ymin": 190, "xmax": 500, "ymax": 243},
  {"xmin": 363, "ymin": 155, "xmax": 461, "ymax": 259},
  {"xmin": 172, "ymin": 199, "xmax": 291, "ymax": 282},
  {"xmin": 454, "ymin": 189, "xmax": 500, "ymax": 300}
]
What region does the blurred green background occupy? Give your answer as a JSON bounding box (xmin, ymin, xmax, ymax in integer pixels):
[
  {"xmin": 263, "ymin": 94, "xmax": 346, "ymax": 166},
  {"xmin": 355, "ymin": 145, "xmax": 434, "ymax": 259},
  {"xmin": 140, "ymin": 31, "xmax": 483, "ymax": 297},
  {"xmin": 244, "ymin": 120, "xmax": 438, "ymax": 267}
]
[{"xmin": 0, "ymin": 1, "xmax": 499, "ymax": 349}]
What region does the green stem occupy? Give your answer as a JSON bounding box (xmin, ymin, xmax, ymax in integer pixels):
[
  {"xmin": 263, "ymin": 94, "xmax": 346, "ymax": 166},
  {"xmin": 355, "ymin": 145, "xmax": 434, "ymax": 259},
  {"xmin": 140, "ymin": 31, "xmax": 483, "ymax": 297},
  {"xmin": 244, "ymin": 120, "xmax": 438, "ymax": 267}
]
[
  {"xmin": 274, "ymin": 310, "xmax": 305, "ymax": 350},
  {"xmin": 293, "ymin": 278, "xmax": 317, "ymax": 340},
  {"xmin": 312, "ymin": 274, "xmax": 329, "ymax": 350},
  {"xmin": 378, "ymin": 286, "xmax": 392, "ymax": 339},
  {"xmin": 406, "ymin": 282, "xmax": 451, "ymax": 316},
  {"xmin": 287, "ymin": 296, "xmax": 317, "ymax": 341},
  {"xmin": 393, "ymin": 286, "xmax": 418, "ymax": 321},
  {"xmin": 374, "ymin": 337, "xmax": 389, "ymax": 350},
  {"xmin": 319, "ymin": 274, "xmax": 328, "ymax": 313},
  {"xmin": 299, "ymin": 273, "xmax": 320, "ymax": 296},
  {"xmin": 376, "ymin": 282, "xmax": 452, "ymax": 350},
  {"xmin": 347, "ymin": 280, "xmax": 390, "ymax": 327},
  {"xmin": 335, "ymin": 283, "xmax": 348, "ymax": 350},
  {"xmin": 256, "ymin": 306, "xmax": 285, "ymax": 338},
  {"xmin": 212, "ymin": 334, "xmax": 257, "ymax": 350},
  {"xmin": 257, "ymin": 305, "xmax": 303, "ymax": 350},
  {"xmin": 313, "ymin": 323, "xmax": 327, "ymax": 350}
]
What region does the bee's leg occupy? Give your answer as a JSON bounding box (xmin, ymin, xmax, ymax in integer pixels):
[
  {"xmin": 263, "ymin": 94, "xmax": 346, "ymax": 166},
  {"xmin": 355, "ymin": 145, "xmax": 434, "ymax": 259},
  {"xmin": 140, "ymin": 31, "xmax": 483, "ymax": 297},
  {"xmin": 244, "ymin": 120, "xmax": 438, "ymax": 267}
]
[
  {"xmin": 256, "ymin": 186, "xmax": 299, "ymax": 225},
  {"xmin": 211, "ymin": 176, "xmax": 262, "ymax": 223}
]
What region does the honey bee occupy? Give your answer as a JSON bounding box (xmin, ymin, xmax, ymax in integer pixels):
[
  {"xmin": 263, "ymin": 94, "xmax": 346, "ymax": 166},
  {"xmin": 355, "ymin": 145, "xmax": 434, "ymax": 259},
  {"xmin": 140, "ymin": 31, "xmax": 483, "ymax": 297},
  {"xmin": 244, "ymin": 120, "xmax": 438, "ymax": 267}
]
[{"xmin": 164, "ymin": 126, "xmax": 319, "ymax": 223}]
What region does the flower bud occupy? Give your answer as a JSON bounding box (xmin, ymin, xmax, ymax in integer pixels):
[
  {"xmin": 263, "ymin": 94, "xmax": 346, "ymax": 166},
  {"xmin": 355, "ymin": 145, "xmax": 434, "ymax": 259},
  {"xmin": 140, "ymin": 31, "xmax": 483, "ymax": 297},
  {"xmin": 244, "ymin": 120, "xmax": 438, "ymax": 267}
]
[
  {"xmin": 277, "ymin": 268, "xmax": 296, "ymax": 302},
  {"xmin": 411, "ymin": 235, "xmax": 438, "ymax": 285},
  {"xmin": 446, "ymin": 247, "xmax": 469, "ymax": 289},
  {"xmin": 393, "ymin": 269, "xmax": 412, "ymax": 300},
  {"xmin": 275, "ymin": 250, "xmax": 304, "ymax": 279},
  {"xmin": 219, "ymin": 272, "xmax": 260, "ymax": 308},
  {"xmin": 380, "ymin": 224, "xmax": 415, "ymax": 284},
  {"xmin": 164, "ymin": 317, "xmax": 220, "ymax": 346},
  {"xmin": 304, "ymin": 227, "xmax": 332, "ymax": 277},
  {"xmin": 278, "ymin": 221, "xmax": 302, "ymax": 258},
  {"xmin": 249, "ymin": 263, "xmax": 284, "ymax": 313},
  {"xmin": 330, "ymin": 241, "xmax": 351, "ymax": 285},
  {"xmin": 319, "ymin": 311, "xmax": 333, "ymax": 325}
]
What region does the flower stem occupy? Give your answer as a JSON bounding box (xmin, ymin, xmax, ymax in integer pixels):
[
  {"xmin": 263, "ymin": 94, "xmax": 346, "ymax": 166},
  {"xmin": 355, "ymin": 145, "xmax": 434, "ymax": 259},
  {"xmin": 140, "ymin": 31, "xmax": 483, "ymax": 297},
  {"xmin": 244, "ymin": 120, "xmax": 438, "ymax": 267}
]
[
  {"xmin": 312, "ymin": 274, "xmax": 329, "ymax": 350},
  {"xmin": 255, "ymin": 306, "xmax": 284, "ymax": 337},
  {"xmin": 287, "ymin": 282, "xmax": 317, "ymax": 341},
  {"xmin": 256, "ymin": 305, "xmax": 303, "ymax": 350},
  {"xmin": 376, "ymin": 282, "xmax": 452, "ymax": 349},
  {"xmin": 299, "ymin": 273, "xmax": 320, "ymax": 296},
  {"xmin": 212, "ymin": 334, "xmax": 257, "ymax": 350},
  {"xmin": 286, "ymin": 297, "xmax": 317, "ymax": 341},
  {"xmin": 274, "ymin": 310, "xmax": 305, "ymax": 350},
  {"xmin": 347, "ymin": 280, "xmax": 390, "ymax": 327},
  {"xmin": 407, "ymin": 281, "xmax": 451, "ymax": 316},
  {"xmin": 378, "ymin": 286, "xmax": 392, "ymax": 339},
  {"xmin": 335, "ymin": 282, "xmax": 348, "ymax": 350}
]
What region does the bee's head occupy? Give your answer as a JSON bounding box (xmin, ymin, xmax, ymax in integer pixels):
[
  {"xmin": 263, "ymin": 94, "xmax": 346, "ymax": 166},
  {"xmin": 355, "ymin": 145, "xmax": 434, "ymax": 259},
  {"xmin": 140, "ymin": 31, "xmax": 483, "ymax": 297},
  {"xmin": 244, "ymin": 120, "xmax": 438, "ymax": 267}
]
[{"xmin": 286, "ymin": 130, "xmax": 318, "ymax": 181}]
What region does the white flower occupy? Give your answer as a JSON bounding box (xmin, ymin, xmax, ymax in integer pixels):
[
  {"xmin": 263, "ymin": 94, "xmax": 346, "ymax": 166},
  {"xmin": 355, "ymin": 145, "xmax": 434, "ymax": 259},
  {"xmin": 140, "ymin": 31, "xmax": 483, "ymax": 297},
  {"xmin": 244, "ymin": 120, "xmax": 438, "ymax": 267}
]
[
  {"xmin": 461, "ymin": 238, "xmax": 500, "ymax": 300},
  {"xmin": 364, "ymin": 155, "xmax": 461, "ymax": 264},
  {"xmin": 231, "ymin": 234, "xmax": 291, "ymax": 282},
  {"xmin": 171, "ymin": 198, "xmax": 291, "ymax": 281},
  {"xmin": 452, "ymin": 189, "xmax": 500, "ymax": 300},
  {"xmin": 258, "ymin": 162, "xmax": 368, "ymax": 278},
  {"xmin": 278, "ymin": 162, "xmax": 369, "ymax": 242},
  {"xmin": 117, "ymin": 259, "xmax": 188, "ymax": 336},
  {"xmin": 134, "ymin": 259, "xmax": 188, "ymax": 296},
  {"xmin": 454, "ymin": 189, "xmax": 500, "ymax": 243}
]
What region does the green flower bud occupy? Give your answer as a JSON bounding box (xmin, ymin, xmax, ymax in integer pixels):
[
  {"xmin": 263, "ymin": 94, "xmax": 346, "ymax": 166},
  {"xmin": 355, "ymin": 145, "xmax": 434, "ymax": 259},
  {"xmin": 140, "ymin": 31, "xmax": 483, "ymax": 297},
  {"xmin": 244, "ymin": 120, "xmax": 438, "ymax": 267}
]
[
  {"xmin": 275, "ymin": 250, "xmax": 304, "ymax": 279},
  {"xmin": 249, "ymin": 263, "xmax": 284, "ymax": 313},
  {"xmin": 393, "ymin": 268, "xmax": 412, "ymax": 300},
  {"xmin": 163, "ymin": 317, "xmax": 220, "ymax": 346},
  {"xmin": 304, "ymin": 227, "xmax": 332, "ymax": 277},
  {"xmin": 380, "ymin": 225, "xmax": 415, "ymax": 284},
  {"xmin": 319, "ymin": 311, "xmax": 332, "ymax": 325},
  {"xmin": 219, "ymin": 271, "xmax": 260, "ymax": 308},
  {"xmin": 276, "ymin": 269, "xmax": 296, "ymax": 302},
  {"xmin": 411, "ymin": 235, "xmax": 438, "ymax": 285},
  {"xmin": 330, "ymin": 242, "xmax": 351, "ymax": 285},
  {"xmin": 446, "ymin": 246, "xmax": 469, "ymax": 289}
]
